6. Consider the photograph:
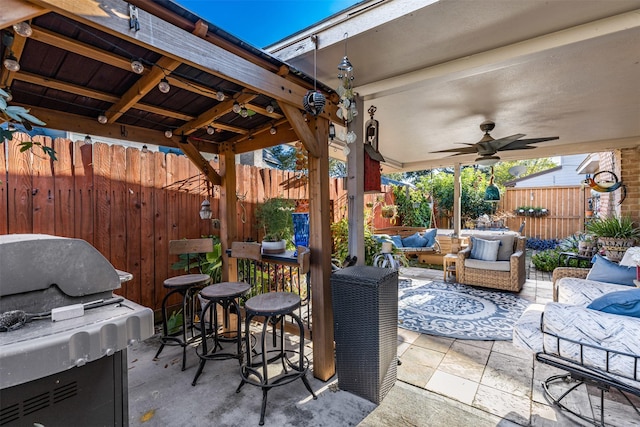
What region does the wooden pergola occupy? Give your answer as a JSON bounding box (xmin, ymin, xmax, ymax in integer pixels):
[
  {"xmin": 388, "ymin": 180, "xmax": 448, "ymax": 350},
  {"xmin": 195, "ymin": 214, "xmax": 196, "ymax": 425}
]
[{"xmin": 2, "ymin": 0, "xmax": 338, "ymax": 380}]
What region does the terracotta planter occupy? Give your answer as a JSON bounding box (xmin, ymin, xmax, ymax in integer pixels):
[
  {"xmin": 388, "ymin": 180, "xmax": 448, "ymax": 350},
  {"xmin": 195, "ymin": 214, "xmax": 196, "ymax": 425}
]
[{"xmin": 597, "ymin": 237, "xmax": 636, "ymax": 262}]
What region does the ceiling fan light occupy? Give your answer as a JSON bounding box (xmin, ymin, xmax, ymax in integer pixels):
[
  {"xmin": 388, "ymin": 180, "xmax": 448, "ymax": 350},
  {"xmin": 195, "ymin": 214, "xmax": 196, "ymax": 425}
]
[{"xmin": 475, "ymin": 156, "xmax": 500, "ymax": 166}]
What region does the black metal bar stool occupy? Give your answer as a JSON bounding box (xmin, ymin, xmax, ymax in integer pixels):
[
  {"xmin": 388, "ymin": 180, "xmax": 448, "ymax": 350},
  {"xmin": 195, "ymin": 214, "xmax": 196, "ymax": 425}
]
[
  {"xmin": 154, "ymin": 239, "xmax": 213, "ymax": 371},
  {"xmin": 236, "ymin": 289, "xmax": 316, "ymax": 425},
  {"xmin": 155, "ymin": 274, "xmax": 210, "ymax": 370},
  {"xmin": 191, "ymin": 281, "xmax": 251, "ymax": 386}
]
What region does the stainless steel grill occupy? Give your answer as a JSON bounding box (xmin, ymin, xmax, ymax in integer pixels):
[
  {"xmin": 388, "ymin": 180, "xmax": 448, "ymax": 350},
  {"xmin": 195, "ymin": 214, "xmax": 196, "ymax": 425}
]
[{"xmin": 0, "ymin": 234, "xmax": 154, "ymax": 426}]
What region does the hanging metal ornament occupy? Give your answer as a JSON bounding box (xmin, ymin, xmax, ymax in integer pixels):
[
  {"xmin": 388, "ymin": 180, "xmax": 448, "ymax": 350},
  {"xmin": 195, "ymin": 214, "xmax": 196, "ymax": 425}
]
[
  {"xmin": 303, "ymin": 90, "xmax": 326, "ymax": 116},
  {"xmin": 365, "ymin": 105, "xmax": 379, "ymax": 150}
]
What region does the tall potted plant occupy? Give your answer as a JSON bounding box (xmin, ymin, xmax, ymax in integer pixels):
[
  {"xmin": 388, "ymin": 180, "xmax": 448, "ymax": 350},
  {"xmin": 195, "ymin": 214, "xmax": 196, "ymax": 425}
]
[
  {"xmin": 586, "ymin": 215, "xmax": 640, "ymax": 262},
  {"xmin": 255, "ymin": 197, "xmax": 294, "ymax": 253}
]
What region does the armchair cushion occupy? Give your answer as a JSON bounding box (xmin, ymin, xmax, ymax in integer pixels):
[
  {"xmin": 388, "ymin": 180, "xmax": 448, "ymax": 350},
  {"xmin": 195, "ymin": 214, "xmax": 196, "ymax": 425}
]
[
  {"xmin": 470, "ymin": 237, "xmax": 500, "ymax": 261},
  {"xmin": 464, "ymin": 259, "xmax": 510, "ymax": 272},
  {"xmin": 587, "ymin": 288, "xmax": 640, "ymax": 318},
  {"xmin": 586, "ymin": 255, "xmax": 637, "ymax": 287}
]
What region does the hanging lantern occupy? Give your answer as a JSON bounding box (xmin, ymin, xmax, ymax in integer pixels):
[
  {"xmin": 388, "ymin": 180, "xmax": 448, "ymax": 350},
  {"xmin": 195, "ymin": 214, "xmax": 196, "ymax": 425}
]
[
  {"xmin": 302, "ymin": 90, "xmax": 325, "ymax": 116},
  {"xmin": 199, "ymin": 199, "xmax": 212, "ymax": 220},
  {"xmin": 484, "ymin": 167, "xmax": 500, "ymax": 202}
]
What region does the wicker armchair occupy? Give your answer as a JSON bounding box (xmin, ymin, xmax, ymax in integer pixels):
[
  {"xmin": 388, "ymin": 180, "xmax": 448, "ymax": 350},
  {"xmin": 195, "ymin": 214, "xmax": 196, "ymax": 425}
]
[{"xmin": 456, "ymin": 235, "xmax": 527, "ymax": 292}]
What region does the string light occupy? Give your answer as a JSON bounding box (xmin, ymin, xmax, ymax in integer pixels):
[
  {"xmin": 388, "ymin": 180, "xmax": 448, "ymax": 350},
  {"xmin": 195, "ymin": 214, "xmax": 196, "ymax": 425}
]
[
  {"xmin": 215, "ymin": 91, "xmax": 225, "ymax": 101},
  {"xmin": 13, "ymin": 22, "xmax": 33, "ymax": 38},
  {"xmin": 130, "ymin": 59, "xmax": 144, "ymax": 74},
  {"xmin": 84, "ymin": 135, "xmax": 92, "ymax": 144},
  {"xmin": 97, "ymin": 113, "xmax": 108, "ymax": 124},
  {"xmin": 265, "ymin": 104, "xmax": 274, "ymax": 114},
  {"xmin": 232, "ymin": 102, "xmax": 241, "ymax": 113},
  {"xmin": 269, "ymin": 125, "xmax": 277, "ymax": 135},
  {"xmin": 3, "ymin": 53, "xmax": 19, "ymax": 72},
  {"xmin": 240, "ymin": 107, "xmax": 249, "ymax": 118},
  {"xmin": 206, "ymin": 125, "xmax": 215, "ymax": 135},
  {"xmin": 158, "ymin": 78, "xmax": 170, "ymax": 93},
  {"xmin": 4, "ymin": 87, "xmax": 12, "ymax": 102},
  {"xmin": 164, "ymin": 130, "xmax": 173, "ymax": 138}
]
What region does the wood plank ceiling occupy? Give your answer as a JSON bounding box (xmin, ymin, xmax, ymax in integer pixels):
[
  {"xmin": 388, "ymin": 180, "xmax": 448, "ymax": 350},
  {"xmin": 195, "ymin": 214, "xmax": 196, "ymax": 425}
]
[{"xmin": 0, "ymin": 0, "xmax": 338, "ymax": 183}]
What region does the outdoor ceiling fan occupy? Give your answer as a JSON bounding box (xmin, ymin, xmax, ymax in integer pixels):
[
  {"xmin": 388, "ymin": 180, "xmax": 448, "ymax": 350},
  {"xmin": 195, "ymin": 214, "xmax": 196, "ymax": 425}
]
[{"xmin": 433, "ymin": 120, "xmax": 559, "ymax": 165}]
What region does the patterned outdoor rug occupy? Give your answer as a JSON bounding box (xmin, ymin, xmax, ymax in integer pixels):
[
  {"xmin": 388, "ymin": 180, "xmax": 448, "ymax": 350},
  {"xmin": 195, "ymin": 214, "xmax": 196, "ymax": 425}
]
[{"xmin": 398, "ymin": 279, "xmax": 530, "ymax": 341}]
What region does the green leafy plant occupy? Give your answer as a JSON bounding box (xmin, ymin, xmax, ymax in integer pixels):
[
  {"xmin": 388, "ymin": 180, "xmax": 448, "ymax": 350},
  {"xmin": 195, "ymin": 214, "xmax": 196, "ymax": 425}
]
[
  {"xmin": 392, "ymin": 186, "xmax": 432, "ymax": 227},
  {"xmin": 255, "ymin": 197, "xmax": 294, "ymax": 242},
  {"xmin": 331, "ymin": 217, "xmax": 381, "ymax": 266},
  {"xmin": 0, "ymin": 87, "xmax": 55, "ymax": 160},
  {"xmin": 531, "ymin": 249, "xmax": 561, "ymax": 272},
  {"xmin": 167, "ymin": 309, "xmax": 183, "ymax": 335},
  {"xmin": 171, "ymin": 236, "xmax": 222, "ymax": 283},
  {"xmin": 586, "ymin": 215, "xmax": 640, "ymax": 240}
]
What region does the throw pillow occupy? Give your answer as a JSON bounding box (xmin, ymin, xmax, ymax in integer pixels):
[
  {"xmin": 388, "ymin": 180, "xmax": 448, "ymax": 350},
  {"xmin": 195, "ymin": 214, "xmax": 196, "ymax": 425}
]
[
  {"xmin": 587, "ymin": 288, "xmax": 640, "ymax": 317},
  {"xmin": 390, "ymin": 235, "xmax": 403, "ymax": 248},
  {"xmin": 620, "ymin": 247, "xmax": 640, "ymax": 267},
  {"xmin": 470, "ymin": 237, "xmax": 500, "ymax": 261},
  {"xmin": 423, "ymin": 229, "xmax": 438, "ymax": 247},
  {"xmin": 402, "ymin": 232, "xmax": 427, "ymax": 248},
  {"xmin": 586, "ymin": 255, "xmax": 636, "ymax": 287}
]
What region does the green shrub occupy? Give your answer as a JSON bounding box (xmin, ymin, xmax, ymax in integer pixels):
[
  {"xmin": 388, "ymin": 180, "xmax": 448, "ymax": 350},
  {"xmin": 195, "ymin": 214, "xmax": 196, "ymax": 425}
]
[
  {"xmin": 331, "ymin": 218, "xmax": 381, "ymax": 266},
  {"xmin": 531, "ymin": 249, "xmax": 561, "ymax": 272}
]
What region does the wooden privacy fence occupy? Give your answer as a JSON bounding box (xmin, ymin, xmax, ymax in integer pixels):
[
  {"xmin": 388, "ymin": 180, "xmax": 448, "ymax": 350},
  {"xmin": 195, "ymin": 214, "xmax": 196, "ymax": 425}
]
[
  {"xmin": 0, "ymin": 134, "xmax": 348, "ymax": 311},
  {"xmin": 500, "ymin": 186, "xmax": 585, "ymax": 240}
]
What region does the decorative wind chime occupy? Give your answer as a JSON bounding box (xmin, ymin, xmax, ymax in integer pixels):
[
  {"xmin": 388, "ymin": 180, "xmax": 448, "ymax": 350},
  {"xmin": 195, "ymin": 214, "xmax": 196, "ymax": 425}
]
[{"xmin": 336, "ymin": 33, "xmax": 358, "ymax": 156}]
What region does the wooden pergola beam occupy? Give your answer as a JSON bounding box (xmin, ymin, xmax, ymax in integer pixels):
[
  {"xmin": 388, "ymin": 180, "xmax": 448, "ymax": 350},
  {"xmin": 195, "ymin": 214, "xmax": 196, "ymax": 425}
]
[{"xmin": 280, "ymin": 104, "xmax": 321, "ymax": 158}]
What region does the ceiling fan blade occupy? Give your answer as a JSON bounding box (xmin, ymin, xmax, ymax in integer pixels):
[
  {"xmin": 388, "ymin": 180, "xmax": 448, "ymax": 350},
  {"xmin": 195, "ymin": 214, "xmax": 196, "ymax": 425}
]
[
  {"xmin": 432, "ymin": 146, "xmax": 478, "ymax": 154},
  {"xmin": 499, "ymin": 136, "xmax": 559, "ymax": 151},
  {"xmin": 487, "ymin": 134, "xmax": 526, "ymax": 151}
]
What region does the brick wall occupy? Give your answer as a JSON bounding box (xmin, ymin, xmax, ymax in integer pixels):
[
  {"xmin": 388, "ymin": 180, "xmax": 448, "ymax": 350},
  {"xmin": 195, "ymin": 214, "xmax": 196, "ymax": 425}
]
[{"xmin": 620, "ymin": 147, "xmax": 640, "ymax": 223}]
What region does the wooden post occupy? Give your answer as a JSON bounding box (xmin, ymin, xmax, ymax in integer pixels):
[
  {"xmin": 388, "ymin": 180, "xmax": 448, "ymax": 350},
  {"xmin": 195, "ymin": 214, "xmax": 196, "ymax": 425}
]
[
  {"xmin": 307, "ymin": 117, "xmax": 335, "ymax": 381},
  {"xmin": 220, "ymin": 145, "xmax": 238, "ymax": 282},
  {"xmin": 347, "ymin": 97, "xmax": 365, "ymax": 264},
  {"xmin": 453, "ymin": 162, "xmax": 461, "ymax": 237}
]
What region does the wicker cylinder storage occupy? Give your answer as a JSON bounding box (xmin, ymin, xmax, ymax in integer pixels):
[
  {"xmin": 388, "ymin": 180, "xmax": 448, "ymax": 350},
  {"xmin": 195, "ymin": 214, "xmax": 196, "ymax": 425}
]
[{"xmin": 331, "ymin": 266, "xmax": 399, "ymax": 404}]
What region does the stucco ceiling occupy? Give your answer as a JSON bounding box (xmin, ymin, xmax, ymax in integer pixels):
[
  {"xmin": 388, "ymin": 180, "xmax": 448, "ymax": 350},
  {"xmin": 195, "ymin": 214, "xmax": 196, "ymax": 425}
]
[{"xmin": 270, "ymin": 0, "xmax": 640, "ymax": 172}]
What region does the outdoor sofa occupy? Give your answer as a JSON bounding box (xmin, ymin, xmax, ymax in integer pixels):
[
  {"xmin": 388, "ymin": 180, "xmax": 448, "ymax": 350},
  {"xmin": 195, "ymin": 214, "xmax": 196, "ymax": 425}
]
[
  {"xmin": 513, "ymin": 249, "xmax": 640, "ymax": 424},
  {"xmin": 374, "ymin": 226, "xmax": 441, "ymax": 256}
]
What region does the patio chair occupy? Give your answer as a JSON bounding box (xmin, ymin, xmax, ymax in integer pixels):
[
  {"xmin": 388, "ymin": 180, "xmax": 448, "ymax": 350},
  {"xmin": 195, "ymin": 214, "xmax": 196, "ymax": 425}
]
[{"xmin": 456, "ymin": 233, "xmax": 527, "ymax": 292}]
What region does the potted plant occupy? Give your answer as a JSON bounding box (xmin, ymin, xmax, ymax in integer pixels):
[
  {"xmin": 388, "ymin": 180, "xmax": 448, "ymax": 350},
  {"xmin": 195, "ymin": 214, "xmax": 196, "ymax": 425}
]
[
  {"xmin": 381, "ymin": 205, "xmax": 397, "ymax": 219},
  {"xmin": 255, "ymin": 197, "xmax": 294, "ymax": 253},
  {"xmin": 586, "ymin": 215, "xmax": 640, "ymax": 262}
]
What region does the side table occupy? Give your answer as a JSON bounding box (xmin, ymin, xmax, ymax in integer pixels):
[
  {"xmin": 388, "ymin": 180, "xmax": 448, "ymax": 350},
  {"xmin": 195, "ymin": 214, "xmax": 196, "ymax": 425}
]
[{"xmin": 443, "ymin": 253, "xmax": 457, "ymax": 282}]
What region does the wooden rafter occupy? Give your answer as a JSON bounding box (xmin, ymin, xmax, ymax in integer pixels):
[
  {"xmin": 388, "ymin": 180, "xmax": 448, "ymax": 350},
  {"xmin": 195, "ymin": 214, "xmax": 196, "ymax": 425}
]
[
  {"xmin": 280, "ymin": 103, "xmax": 320, "ymax": 158},
  {"xmin": 175, "ymin": 92, "xmax": 256, "ymax": 136}
]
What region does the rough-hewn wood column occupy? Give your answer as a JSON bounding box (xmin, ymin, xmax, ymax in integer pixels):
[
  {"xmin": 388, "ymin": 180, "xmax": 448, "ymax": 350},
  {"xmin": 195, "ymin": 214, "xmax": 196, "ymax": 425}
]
[
  {"xmin": 219, "ymin": 144, "xmax": 238, "ymax": 281},
  {"xmin": 306, "ymin": 117, "xmax": 335, "ymax": 381}
]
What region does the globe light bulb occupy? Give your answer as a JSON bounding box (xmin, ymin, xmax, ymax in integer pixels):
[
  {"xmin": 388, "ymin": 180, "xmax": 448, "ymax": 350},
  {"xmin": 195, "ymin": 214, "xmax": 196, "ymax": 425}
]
[
  {"xmin": 266, "ymin": 105, "xmax": 275, "ymax": 114},
  {"xmin": 13, "ymin": 22, "xmax": 33, "ymax": 38},
  {"xmin": 216, "ymin": 91, "xmax": 225, "ymax": 101},
  {"xmin": 206, "ymin": 126, "xmax": 215, "ymax": 135},
  {"xmin": 3, "ymin": 54, "xmax": 20, "ymax": 72},
  {"xmin": 232, "ymin": 102, "xmax": 241, "ymax": 113},
  {"xmin": 98, "ymin": 114, "xmax": 108, "ymax": 124},
  {"xmin": 240, "ymin": 107, "xmax": 248, "ymax": 118},
  {"xmin": 270, "ymin": 126, "xmax": 277, "ymax": 135},
  {"xmin": 164, "ymin": 130, "xmax": 173, "ymax": 138},
  {"xmin": 130, "ymin": 60, "xmax": 144, "ymax": 74},
  {"xmin": 158, "ymin": 78, "xmax": 170, "ymax": 94}
]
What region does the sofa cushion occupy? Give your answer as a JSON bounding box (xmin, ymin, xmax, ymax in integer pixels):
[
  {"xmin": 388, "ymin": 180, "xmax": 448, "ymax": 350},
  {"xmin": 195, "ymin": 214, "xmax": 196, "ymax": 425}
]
[
  {"xmin": 402, "ymin": 232, "xmax": 427, "ymax": 248},
  {"xmin": 423, "ymin": 228, "xmax": 437, "ymax": 247},
  {"xmin": 470, "ymin": 237, "xmax": 500, "ymax": 261},
  {"xmin": 586, "ymin": 255, "xmax": 636, "ymax": 287},
  {"xmin": 389, "ymin": 235, "xmax": 403, "ymax": 248},
  {"xmin": 464, "ymin": 259, "xmax": 510, "ymax": 272},
  {"xmin": 587, "ymin": 288, "xmax": 640, "ymax": 318},
  {"xmin": 556, "ymin": 277, "xmax": 631, "ymax": 306},
  {"xmin": 469, "ymin": 234, "xmax": 515, "ymax": 261}
]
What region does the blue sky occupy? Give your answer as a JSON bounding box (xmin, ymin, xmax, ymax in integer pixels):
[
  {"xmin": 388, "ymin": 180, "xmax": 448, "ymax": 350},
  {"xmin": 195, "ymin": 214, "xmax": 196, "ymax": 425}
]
[{"xmin": 176, "ymin": 0, "xmax": 362, "ymax": 48}]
